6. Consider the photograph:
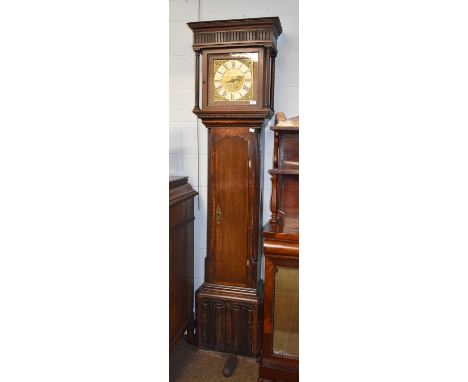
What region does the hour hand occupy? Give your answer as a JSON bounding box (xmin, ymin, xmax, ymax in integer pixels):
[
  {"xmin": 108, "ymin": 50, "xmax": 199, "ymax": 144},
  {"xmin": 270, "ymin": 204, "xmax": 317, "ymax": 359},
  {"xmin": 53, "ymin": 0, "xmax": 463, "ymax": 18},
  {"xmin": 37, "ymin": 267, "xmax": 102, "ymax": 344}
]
[{"xmin": 226, "ymin": 76, "xmax": 242, "ymax": 84}]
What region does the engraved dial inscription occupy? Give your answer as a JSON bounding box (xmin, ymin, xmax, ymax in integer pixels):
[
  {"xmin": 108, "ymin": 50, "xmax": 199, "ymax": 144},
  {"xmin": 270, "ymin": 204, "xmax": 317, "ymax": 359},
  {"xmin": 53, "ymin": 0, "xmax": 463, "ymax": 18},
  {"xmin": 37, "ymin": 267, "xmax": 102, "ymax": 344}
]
[{"xmin": 213, "ymin": 59, "xmax": 253, "ymax": 102}]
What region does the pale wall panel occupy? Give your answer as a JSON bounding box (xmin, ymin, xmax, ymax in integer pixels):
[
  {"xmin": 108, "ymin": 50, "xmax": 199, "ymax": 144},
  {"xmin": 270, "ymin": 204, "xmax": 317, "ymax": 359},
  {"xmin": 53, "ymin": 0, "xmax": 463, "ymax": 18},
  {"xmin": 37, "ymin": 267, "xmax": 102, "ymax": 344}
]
[{"xmin": 199, "ymin": 0, "xmax": 270, "ymax": 21}]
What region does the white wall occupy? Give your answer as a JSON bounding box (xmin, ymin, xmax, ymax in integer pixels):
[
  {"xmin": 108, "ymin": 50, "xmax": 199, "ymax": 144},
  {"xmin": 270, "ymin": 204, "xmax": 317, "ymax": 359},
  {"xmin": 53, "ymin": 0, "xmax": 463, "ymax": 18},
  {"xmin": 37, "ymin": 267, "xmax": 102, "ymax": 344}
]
[{"xmin": 169, "ymin": 0, "xmax": 299, "ymax": 294}]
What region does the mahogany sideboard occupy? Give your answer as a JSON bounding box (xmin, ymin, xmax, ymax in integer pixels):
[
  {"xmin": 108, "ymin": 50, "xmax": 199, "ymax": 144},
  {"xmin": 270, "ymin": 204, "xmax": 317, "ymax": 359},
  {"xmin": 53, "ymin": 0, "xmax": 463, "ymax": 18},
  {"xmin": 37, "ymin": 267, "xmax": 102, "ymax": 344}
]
[
  {"xmin": 259, "ymin": 113, "xmax": 299, "ymax": 382},
  {"xmin": 169, "ymin": 176, "xmax": 198, "ymax": 352}
]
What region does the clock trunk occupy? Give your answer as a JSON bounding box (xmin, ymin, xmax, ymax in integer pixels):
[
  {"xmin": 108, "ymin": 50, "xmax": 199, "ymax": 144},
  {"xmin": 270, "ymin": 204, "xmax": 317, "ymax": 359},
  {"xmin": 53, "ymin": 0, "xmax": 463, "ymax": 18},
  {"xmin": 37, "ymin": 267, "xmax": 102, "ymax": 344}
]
[{"xmin": 206, "ymin": 126, "xmax": 263, "ymax": 288}]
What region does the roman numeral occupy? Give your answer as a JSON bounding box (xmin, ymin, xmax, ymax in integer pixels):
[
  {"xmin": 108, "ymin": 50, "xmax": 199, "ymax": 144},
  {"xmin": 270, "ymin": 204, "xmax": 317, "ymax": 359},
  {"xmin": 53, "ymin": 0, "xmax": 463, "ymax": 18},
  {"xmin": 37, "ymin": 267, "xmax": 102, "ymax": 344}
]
[
  {"xmin": 232, "ymin": 61, "xmax": 235, "ymax": 68},
  {"xmin": 222, "ymin": 90, "xmax": 227, "ymax": 97},
  {"xmin": 243, "ymin": 85, "xmax": 249, "ymax": 92},
  {"xmin": 230, "ymin": 93, "xmax": 234, "ymax": 100},
  {"xmin": 215, "ymin": 85, "xmax": 222, "ymax": 92},
  {"xmin": 223, "ymin": 63, "xmax": 229, "ymax": 69}
]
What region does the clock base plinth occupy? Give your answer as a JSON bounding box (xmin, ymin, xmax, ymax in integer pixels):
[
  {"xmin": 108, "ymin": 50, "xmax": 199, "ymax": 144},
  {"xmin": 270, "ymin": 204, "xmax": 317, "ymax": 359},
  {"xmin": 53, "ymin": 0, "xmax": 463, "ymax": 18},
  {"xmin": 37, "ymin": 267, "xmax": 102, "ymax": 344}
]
[{"xmin": 195, "ymin": 282, "xmax": 263, "ymax": 357}]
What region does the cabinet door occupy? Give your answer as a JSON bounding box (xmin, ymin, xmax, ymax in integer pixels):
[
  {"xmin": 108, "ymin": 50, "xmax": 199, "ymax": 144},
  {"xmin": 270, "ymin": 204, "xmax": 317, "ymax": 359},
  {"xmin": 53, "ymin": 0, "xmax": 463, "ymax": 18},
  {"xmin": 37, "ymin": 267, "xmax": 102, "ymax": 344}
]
[
  {"xmin": 272, "ymin": 266, "xmax": 299, "ymax": 358},
  {"xmin": 169, "ymin": 199, "xmax": 195, "ymax": 351},
  {"xmin": 207, "ymin": 128, "xmax": 256, "ymax": 287}
]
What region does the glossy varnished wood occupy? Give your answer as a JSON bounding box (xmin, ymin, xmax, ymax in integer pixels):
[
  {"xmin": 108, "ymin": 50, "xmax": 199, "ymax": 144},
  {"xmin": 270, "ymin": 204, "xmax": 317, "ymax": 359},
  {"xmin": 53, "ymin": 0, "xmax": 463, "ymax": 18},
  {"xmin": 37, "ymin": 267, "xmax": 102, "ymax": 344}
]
[
  {"xmin": 259, "ymin": 113, "xmax": 299, "ymax": 382},
  {"xmin": 260, "ymin": 235, "xmax": 299, "ymax": 382},
  {"xmin": 269, "ymin": 113, "xmax": 299, "ymax": 224},
  {"xmin": 169, "ymin": 176, "xmax": 197, "ymax": 353}
]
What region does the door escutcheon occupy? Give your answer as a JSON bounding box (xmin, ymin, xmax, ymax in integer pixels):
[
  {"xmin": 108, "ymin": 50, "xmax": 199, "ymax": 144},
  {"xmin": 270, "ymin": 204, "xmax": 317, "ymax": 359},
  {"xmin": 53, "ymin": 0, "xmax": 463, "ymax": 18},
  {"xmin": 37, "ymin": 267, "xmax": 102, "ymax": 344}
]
[{"xmin": 216, "ymin": 204, "xmax": 222, "ymax": 224}]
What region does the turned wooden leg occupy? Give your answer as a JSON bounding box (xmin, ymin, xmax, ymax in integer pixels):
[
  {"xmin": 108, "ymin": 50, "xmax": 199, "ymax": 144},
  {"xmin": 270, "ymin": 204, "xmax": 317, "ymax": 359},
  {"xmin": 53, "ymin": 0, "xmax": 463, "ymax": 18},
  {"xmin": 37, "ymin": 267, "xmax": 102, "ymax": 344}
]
[{"xmin": 222, "ymin": 354, "xmax": 238, "ymax": 377}]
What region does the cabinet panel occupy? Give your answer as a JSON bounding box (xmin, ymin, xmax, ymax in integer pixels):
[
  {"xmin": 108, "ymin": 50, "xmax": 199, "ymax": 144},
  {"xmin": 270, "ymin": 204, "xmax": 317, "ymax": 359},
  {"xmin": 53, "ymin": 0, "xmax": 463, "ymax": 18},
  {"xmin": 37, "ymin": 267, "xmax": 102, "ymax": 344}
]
[
  {"xmin": 272, "ymin": 266, "xmax": 299, "ymax": 357},
  {"xmin": 279, "ymin": 133, "xmax": 299, "ymax": 170},
  {"xmin": 208, "ymin": 129, "xmax": 253, "ymax": 287},
  {"xmin": 196, "ymin": 285, "xmax": 262, "ymax": 357},
  {"xmin": 169, "ymin": 177, "xmax": 197, "ymax": 352},
  {"xmin": 279, "ymin": 175, "xmax": 299, "ymax": 218}
]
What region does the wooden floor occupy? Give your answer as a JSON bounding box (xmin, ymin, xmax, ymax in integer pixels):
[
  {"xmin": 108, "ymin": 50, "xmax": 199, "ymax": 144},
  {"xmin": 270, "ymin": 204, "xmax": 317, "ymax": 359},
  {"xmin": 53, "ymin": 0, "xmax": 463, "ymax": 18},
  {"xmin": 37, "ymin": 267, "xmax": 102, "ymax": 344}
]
[{"xmin": 170, "ymin": 339, "xmax": 259, "ymax": 382}]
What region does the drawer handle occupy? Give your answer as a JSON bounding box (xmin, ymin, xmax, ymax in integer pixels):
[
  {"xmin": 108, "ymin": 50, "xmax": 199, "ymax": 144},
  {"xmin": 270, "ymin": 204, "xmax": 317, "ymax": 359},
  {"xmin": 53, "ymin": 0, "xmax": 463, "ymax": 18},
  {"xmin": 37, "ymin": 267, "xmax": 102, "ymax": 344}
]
[{"xmin": 216, "ymin": 204, "xmax": 222, "ymax": 224}]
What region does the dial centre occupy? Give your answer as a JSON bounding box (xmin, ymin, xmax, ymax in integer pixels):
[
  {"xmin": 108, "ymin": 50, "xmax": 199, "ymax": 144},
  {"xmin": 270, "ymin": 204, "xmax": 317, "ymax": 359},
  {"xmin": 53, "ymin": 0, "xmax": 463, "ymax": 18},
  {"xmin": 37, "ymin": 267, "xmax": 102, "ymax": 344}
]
[{"xmin": 221, "ymin": 68, "xmax": 245, "ymax": 92}]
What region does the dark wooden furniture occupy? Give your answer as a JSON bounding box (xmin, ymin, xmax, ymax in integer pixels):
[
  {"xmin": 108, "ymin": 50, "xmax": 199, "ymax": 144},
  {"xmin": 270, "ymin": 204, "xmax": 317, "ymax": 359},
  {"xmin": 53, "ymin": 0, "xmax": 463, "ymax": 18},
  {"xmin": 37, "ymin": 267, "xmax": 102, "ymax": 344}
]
[
  {"xmin": 169, "ymin": 176, "xmax": 198, "ymax": 353},
  {"xmin": 187, "ymin": 17, "xmax": 282, "ymax": 361},
  {"xmin": 259, "ymin": 113, "xmax": 299, "ymax": 382}
]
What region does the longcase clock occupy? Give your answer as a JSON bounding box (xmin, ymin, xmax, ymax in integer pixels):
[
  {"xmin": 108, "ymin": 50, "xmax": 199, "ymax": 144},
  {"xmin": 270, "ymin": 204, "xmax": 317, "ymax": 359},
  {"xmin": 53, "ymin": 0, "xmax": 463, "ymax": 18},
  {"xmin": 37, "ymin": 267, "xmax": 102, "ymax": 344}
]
[{"xmin": 187, "ymin": 17, "xmax": 282, "ymax": 358}]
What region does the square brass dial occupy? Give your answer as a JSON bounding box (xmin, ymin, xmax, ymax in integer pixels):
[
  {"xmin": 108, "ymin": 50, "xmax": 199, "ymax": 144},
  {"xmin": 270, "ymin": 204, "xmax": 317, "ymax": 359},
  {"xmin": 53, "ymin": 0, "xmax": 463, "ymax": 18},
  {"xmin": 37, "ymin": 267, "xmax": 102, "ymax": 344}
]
[{"xmin": 212, "ymin": 58, "xmax": 254, "ymax": 102}]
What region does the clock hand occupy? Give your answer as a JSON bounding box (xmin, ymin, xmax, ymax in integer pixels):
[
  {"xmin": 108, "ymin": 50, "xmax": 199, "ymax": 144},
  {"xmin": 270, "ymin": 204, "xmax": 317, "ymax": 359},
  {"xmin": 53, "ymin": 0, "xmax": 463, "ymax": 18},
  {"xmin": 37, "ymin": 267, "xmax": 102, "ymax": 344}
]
[{"xmin": 226, "ymin": 76, "xmax": 243, "ymax": 84}]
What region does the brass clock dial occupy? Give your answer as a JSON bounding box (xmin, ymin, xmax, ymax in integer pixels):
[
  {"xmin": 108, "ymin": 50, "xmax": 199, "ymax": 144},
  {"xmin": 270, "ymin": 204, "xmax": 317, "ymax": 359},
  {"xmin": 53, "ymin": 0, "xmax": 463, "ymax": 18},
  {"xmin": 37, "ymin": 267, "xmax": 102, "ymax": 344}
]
[{"xmin": 213, "ymin": 59, "xmax": 253, "ymax": 102}]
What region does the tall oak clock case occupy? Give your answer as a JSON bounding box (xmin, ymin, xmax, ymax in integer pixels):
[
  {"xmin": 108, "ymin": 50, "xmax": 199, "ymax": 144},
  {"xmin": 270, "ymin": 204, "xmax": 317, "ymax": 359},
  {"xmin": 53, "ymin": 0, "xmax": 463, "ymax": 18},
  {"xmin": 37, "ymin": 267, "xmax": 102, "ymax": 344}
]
[{"xmin": 187, "ymin": 17, "xmax": 282, "ymax": 357}]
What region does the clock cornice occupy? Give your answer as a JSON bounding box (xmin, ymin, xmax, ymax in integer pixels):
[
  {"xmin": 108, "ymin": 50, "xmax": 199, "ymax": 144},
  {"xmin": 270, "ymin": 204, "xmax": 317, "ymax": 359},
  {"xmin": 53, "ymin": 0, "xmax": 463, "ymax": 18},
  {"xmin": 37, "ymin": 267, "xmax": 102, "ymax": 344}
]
[{"xmin": 187, "ymin": 16, "xmax": 282, "ymax": 51}]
